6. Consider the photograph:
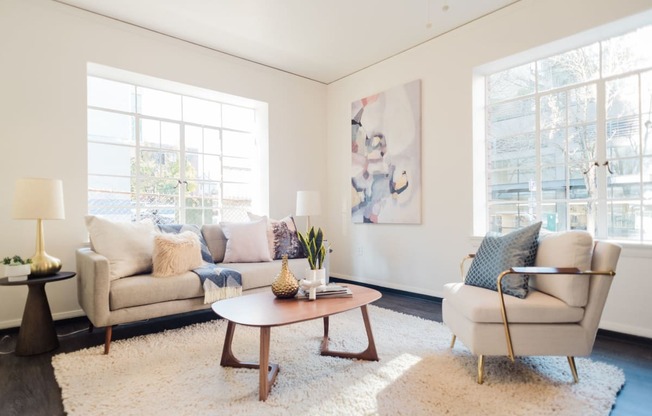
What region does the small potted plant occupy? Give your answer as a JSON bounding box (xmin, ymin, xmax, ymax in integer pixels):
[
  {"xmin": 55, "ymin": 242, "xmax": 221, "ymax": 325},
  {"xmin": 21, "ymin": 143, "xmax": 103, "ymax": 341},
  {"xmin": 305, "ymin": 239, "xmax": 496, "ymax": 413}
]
[
  {"xmin": 1, "ymin": 255, "xmax": 32, "ymax": 281},
  {"xmin": 297, "ymin": 227, "xmax": 326, "ymax": 299}
]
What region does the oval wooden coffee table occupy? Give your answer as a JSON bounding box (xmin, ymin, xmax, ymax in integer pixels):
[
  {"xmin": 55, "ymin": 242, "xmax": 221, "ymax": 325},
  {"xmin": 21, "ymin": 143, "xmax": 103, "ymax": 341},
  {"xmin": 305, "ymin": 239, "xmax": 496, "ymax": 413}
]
[{"xmin": 211, "ymin": 284, "xmax": 381, "ymax": 401}]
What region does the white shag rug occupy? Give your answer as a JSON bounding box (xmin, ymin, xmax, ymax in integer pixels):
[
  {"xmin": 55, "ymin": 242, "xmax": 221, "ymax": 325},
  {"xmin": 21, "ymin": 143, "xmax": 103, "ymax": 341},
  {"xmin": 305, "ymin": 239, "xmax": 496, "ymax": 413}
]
[{"xmin": 52, "ymin": 306, "xmax": 624, "ymax": 416}]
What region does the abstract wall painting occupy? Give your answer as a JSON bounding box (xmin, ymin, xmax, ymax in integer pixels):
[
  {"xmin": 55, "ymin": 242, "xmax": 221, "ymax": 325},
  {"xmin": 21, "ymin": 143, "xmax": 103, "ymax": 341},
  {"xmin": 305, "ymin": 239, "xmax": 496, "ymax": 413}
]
[{"xmin": 351, "ymin": 80, "xmax": 421, "ymax": 224}]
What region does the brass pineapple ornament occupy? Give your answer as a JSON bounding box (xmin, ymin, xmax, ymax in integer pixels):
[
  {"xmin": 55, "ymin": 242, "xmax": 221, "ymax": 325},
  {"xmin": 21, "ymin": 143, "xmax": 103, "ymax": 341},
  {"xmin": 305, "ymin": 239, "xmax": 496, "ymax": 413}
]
[{"xmin": 271, "ymin": 255, "xmax": 299, "ymax": 298}]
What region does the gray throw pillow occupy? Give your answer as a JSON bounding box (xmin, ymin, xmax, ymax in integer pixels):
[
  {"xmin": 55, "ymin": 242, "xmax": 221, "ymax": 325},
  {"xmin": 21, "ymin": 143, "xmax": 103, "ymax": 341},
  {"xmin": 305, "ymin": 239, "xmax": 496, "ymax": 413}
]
[{"xmin": 465, "ymin": 222, "xmax": 542, "ymax": 298}]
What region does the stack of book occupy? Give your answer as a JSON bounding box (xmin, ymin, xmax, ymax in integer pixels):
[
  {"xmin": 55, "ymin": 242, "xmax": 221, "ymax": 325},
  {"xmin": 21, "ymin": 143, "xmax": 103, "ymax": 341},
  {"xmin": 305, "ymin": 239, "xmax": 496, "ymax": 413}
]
[{"xmin": 297, "ymin": 284, "xmax": 352, "ymax": 299}]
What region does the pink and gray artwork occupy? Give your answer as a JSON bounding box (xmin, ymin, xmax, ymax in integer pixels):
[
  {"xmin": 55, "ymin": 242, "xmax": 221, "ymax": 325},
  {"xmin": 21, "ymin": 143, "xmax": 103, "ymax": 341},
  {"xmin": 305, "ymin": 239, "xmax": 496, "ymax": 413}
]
[{"xmin": 351, "ymin": 80, "xmax": 421, "ymax": 224}]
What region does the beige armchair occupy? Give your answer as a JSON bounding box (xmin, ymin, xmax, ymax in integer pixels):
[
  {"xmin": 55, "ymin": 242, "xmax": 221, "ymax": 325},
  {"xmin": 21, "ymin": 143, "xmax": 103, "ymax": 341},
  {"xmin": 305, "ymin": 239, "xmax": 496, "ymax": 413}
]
[{"xmin": 443, "ymin": 231, "xmax": 621, "ymax": 384}]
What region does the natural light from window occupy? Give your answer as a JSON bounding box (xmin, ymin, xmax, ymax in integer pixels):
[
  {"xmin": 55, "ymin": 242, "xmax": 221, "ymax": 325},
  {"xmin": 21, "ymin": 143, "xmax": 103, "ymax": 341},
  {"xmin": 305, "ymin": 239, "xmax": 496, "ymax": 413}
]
[{"xmin": 86, "ymin": 64, "xmax": 268, "ymax": 225}]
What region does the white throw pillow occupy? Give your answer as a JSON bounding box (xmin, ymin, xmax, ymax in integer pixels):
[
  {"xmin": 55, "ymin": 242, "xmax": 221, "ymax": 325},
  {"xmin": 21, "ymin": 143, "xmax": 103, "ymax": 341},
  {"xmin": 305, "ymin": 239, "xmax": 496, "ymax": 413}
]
[
  {"xmin": 152, "ymin": 231, "xmax": 203, "ymax": 277},
  {"xmin": 532, "ymin": 230, "xmax": 594, "ymax": 307},
  {"xmin": 220, "ymin": 218, "xmax": 272, "ymax": 263},
  {"xmin": 85, "ymin": 216, "xmax": 158, "ymax": 280}
]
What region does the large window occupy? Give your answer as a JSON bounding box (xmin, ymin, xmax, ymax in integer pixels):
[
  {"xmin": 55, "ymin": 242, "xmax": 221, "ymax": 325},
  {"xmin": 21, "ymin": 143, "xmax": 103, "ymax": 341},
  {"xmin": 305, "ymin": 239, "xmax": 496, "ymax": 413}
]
[
  {"xmin": 87, "ymin": 69, "xmax": 266, "ymax": 225},
  {"xmin": 476, "ymin": 22, "xmax": 652, "ymax": 242}
]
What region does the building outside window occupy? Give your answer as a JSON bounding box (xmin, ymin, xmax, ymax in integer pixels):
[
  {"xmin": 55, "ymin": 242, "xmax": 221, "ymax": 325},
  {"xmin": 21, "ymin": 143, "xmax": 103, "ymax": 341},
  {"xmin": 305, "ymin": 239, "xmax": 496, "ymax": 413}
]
[
  {"xmin": 476, "ymin": 21, "xmax": 652, "ymax": 242},
  {"xmin": 87, "ymin": 68, "xmax": 266, "ymax": 225}
]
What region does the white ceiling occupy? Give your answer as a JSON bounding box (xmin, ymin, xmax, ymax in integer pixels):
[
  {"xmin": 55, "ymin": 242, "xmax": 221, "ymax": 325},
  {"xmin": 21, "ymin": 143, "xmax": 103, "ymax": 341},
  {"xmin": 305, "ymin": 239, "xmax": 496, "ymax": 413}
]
[{"xmin": 55, "ymin": 0, "xmax": 519, "ymax": 84}]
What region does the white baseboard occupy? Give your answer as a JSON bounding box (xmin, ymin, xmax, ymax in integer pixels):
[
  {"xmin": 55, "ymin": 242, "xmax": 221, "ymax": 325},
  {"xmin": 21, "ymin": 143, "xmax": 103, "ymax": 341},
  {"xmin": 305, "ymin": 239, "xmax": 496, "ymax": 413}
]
[
  {"xmin": 0, "ymin": 309, "xmax": 86, "ymax": 331},
  {"xmin": 331, "ymin": 273, "xmax": 441, "ymax": 298}
]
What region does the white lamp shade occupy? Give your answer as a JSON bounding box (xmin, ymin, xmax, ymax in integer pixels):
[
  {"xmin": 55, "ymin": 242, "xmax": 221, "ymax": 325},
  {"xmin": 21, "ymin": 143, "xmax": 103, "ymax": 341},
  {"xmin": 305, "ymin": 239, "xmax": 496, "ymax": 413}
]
[
  {"xmin": 12, "ymin": 178, "xmax": 65, "ymax": 220},
  {"xmin": 296, "ymin": 191, "xmax": 321, "ymax": 216}
]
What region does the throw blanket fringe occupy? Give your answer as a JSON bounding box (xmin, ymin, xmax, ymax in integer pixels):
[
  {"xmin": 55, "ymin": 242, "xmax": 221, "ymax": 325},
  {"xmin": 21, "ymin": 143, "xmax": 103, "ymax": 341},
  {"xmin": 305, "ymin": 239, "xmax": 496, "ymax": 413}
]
[
  {"xmin": 192, "ymin": 264, "xmax": 243, "ymax": 304},
  {"xmin": 203, "ymin": 280, "xmax": 243, "ymax": 304}
]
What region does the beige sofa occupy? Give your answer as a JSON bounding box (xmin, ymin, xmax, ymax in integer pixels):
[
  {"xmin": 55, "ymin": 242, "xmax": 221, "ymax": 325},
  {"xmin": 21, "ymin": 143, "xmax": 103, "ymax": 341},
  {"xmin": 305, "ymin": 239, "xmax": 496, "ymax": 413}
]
[{"xmin": 76, "ymin": 223, "xmax": 310, "ymax": 354}]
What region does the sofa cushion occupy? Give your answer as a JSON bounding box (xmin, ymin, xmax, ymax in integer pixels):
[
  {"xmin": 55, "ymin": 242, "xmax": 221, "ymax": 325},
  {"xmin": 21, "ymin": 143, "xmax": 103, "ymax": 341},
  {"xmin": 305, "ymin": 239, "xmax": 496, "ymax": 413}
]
[
  {"xmin": 110, "ymin": 272, "xmax": 203, "ymax": 310},
  {"xmin": 532, "ymin": 230, "xmax": 593, "ymax": 307},
  {"xmin": 202, "ymin": 224, "xmax": 227, "ymax": 263},
  {"xmin": 220, "ymin": 218, "xmax": 272, "ymax": 263},
  {"xmin": 248, "ymin": 212, "xmax": 304, "ymax": 260},
  {"xmin": 85, "ymin": 215, "xmax": 158, "ymax": 280},
  {"xmin": 152, "ymin": 231, "xmax": 204, "ymax": 277},
  {"xmin": 444, "ymin": 282, "xmax": 584, "ymax": 323},
  {"xmin": 465, "ymin": 222, "xmax": 541, "ymax": 298}
]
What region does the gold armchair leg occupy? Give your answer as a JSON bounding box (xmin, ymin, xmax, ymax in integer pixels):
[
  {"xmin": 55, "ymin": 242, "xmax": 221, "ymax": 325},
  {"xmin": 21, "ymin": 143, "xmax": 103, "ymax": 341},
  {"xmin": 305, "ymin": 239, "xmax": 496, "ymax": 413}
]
[
  {"xmin": 567, "ymin": 356, "xmax": 579, "ymax": 383},
  {"xmin": 450, "ymin": 335, "xmax": 456, "ymax": 349},
  {"xmin": 477, "ymin": 355, "xmax": 485, "ymax": 384}
]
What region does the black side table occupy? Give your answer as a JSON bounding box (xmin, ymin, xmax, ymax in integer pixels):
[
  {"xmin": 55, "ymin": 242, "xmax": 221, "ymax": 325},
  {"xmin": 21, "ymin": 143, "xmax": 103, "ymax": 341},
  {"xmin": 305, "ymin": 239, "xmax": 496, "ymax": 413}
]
[{"xmin": 0, "ymin": 272, "xmax": 75, "ymax": 356}]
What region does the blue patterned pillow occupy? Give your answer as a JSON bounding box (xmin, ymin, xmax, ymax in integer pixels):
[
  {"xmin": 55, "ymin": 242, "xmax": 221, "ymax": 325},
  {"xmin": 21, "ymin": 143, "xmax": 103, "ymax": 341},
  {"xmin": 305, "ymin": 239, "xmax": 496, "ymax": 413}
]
[{"xmin": 465, "ymin": 222, "xmax": 542, "ymax": 298}]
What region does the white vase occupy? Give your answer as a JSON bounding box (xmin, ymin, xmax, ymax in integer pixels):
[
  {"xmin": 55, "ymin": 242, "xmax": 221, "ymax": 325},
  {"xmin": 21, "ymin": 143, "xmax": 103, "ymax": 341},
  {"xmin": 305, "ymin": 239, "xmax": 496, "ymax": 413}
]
[{"xmin": 304, "ymin": 268, "xmax": 326, "ymax": 285}]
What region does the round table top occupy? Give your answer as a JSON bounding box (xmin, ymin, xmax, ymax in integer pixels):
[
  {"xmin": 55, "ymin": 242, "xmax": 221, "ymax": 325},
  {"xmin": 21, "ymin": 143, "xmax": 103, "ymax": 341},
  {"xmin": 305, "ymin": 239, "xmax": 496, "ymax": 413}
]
[{"xmin": 0, "ymin": 271, "xmax": 76, "ymax": 286}]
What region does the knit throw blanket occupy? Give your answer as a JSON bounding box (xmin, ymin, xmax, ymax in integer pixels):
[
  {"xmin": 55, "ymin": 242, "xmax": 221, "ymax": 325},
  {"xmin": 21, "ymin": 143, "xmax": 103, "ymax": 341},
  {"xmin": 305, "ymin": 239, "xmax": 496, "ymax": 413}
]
[{"xmin": 158, "ymin": 224, "xmax": 242, "ymax": 304}]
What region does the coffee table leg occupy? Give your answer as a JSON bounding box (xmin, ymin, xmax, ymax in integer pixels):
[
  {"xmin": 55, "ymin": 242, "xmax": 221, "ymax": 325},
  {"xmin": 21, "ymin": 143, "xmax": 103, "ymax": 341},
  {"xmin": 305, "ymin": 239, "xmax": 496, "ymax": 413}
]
[
  {"xmin": 219, "ymin": 321, "xmax": 279, "ymax": 401},
  {"xmin": 321, "ymin": 305, "xmax": 379, "ymax": 361}
]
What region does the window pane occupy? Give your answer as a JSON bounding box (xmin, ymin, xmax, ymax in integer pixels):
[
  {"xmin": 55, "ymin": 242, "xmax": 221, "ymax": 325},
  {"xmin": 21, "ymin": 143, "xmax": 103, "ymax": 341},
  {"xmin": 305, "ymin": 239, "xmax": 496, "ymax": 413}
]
[
  {"xmin": 488, "ymin": 98, "xmax": 535, "ymax": 138},
  {"xmin": 602, "ymin": 25, "xmax": 652, "ymax": 78},
  {"xmin": 487, "ymin": 63, "xmax": 535, "ymax": 104},
  {"xmin": 223, "ymin": 131, "xmax": 255, "ymax": 157},
  {"xmin": 569, "ymin": 202, "xmax": 591, "ymax": 231},
  {"xmin": 488, "ymin": 168, "xmax": 535, "ymax": 201},
  {"xmin": 537, "ymin": 43, "xmax": 599, "ymax": 92},
  {"xmin": 569, "ymin": 84, "xmax": 597, "ymax": 124},
  {"xmin": 137, "ymin": 87, "xmax": 181, "ymax": 120},
  {"xmin": 139, "ymin": 150, "xmax": 179, "ymax": 178},
  {"xmin": 540, "ymin": 91, "xmax": 566, "ymax": 129},
  {"xmin": 222, "ymin": 104, "xmax": 255, "ymax": 131},
  {"xmin": 202, "ymin": 155, "xmax": 221, "ymax": 181},
  {"xmin": 606, "ymin": 75, "xmax": 639, "ymax": 119},
  {"xmin": 138, "ymin": 178, "xmax": 179, "ymax": 224},
  {"xmin": 607, "ymin": 116, "xmax": 640, "ymax": 158},
  {"xmin": 185, "ymin": 125, "xmax": 202, "ymax": 153},
  {"xmin": 607, "ymin": 201, "xmax": 641, "ymax": 240},
  {"xmin": 488, "ymin": 203, "xmax": 535, "ymax": 234},
  {"xmin": 644, "ymin": 202, "xmax": 652, "ymax": 242},
  {"xmin": 88, "ymin": 77, "xmax": 134, "ymax": 112},
  {"xmin": 569, "ymin": 166, "xmax": 590, "ymax": 199},
  {"xmin": 608, "ymin": 158, "xmax": 641, "ymax": 199},
  {"xmin": 183, "ymin": 96, "xmax": 220, "ymax": 127},
  {"xmin": 541, "ymin": 202, "xmax": 567, "ymax": 231},
  {"xmin": 568, "ymin": 124, "xmax": 596, "ymax": 164},
  {"xmin": 541, "ymin": 165, "xmax": 566, "ymax": 200},
  {"xmin": 140, "ymin": 119, "xmax": 160, "ymax": 148},
  {"xmin": 223, "ymin": 157, "xmax": 251, "ymax": 183},
  {"xmin": 88, "ymin": 175, "xmax": 133, "ymax": 221},
  {"xmin": 644, "ymin": 157, "xmax": 652, "ymax": 198},
  {"xmin": 541, "ymin": 129, "xmax": 566, "ymax": 165},
  {"xmin": 204, "ymin": 128, "xmax": 221, "ymax": 155},
  {"xmin": 161, "ymin": 122, "xmax": 180, "ymax": 150},
  {"xmin": 88, "ymin": 110, "xmax": 134, "ymax": 145},
  {"xmin": 488, "ymin": 134, "xmax": 535, "ymax": 169},
  {"xmin": 88, "ymin": 143, "xmax": 133, "ymax": 176}
]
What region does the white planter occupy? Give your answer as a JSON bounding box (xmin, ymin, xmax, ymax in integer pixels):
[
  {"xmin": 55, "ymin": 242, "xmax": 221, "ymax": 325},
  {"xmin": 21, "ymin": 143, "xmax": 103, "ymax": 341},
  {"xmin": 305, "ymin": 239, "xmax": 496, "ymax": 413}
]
[
  {"xmin": 304, "ymin": 268, "xmax": 326, "ymax": 285},
  {"xmin": 1, "ymin": 264, "xmax": 31, "ymax": 278}
]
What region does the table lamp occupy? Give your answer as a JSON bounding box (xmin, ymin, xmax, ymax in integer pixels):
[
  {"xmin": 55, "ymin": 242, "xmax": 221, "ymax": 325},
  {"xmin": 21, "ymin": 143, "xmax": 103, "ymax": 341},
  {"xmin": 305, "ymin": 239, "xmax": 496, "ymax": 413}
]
[
  {"xmin": 295, "ymin": 190, "xmax": 321, "ymax": 230},
  {"xmin": 12, "ymin": 178, "xmax": 65, "ymax": 277}
]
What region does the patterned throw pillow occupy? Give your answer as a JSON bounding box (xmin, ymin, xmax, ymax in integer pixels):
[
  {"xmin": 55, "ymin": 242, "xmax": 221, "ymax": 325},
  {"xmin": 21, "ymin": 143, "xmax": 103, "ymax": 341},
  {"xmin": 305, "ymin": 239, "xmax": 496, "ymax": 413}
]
[
  {"xmin": 247, "ymin": 213, "xmax": 304, "ymax": 260},
  {"xmin": 465, "ymin": 222, "xmax": 542, "ymax": 298}
]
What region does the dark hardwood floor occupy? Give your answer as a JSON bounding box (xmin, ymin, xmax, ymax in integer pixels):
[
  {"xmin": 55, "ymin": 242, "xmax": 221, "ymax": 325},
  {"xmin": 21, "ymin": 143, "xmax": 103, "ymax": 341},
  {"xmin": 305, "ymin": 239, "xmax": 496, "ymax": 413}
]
[{"xmin": 0, "ymin": 285, "xmax": 650, "ymax": 415}]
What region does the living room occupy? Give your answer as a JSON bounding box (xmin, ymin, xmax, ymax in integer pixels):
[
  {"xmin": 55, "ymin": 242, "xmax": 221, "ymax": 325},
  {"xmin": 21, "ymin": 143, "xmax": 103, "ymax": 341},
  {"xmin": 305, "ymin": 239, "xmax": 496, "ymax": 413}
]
[{"xmin": 1, "ymin": 0, "xmax": 651, "ymax": 414}]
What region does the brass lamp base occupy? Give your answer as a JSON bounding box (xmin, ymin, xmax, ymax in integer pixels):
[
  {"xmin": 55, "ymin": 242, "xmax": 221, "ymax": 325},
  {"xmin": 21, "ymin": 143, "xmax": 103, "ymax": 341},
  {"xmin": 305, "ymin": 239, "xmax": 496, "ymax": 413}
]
[{"xmin": 29, "ymin": 251, "xmax": 62, "ymax": 277}]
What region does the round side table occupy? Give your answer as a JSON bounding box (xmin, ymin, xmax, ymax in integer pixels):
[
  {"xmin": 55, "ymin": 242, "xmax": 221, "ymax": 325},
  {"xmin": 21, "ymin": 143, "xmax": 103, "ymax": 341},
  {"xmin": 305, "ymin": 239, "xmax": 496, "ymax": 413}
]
[{"xmin": 0, "ymin": 271, "xmax": 75, "ymax": 356}]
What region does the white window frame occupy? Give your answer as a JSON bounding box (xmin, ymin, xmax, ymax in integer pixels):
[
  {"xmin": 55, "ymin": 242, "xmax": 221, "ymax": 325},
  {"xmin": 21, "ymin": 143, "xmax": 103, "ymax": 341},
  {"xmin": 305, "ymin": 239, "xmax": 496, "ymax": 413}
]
[
  {"xmin": 473, "ymin": 11, "xmax": 652, "ymax": 243},
  {"xmin": 86, "ymin": 63, "xmax": 269, "ymax": 224}
]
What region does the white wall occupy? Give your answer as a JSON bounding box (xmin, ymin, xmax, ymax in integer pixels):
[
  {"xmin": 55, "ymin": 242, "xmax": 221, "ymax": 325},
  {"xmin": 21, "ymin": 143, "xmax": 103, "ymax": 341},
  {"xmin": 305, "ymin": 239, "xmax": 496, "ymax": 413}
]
[
  {"xmin": 326, "ymin": 0, "xmax": 652, "ymax": 338},
  {"xmin": 0, "ymin": 0, "xmax": 326, "ymax": 329}
]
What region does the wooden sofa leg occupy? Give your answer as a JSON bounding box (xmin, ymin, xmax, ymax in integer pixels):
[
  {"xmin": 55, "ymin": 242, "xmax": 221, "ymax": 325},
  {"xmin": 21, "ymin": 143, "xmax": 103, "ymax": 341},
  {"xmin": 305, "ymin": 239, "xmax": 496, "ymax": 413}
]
[
  {"xmin": 567, "ymin": 356, "xmax": 579, "ymax": 383},
  {"xmin": 104, "ymin": 326, "xmax": 113, "ymax": 355},
  {"xmin": 450, "ymin": 335, "xmax": 456, "ymax": 349}
]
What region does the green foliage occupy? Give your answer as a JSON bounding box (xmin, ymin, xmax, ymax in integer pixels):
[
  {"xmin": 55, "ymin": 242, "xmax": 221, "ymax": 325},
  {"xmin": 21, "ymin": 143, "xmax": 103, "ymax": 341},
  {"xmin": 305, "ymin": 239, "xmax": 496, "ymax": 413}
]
[
  {"xmin": 3, "ymin": 255, "xmax": 31, "ymax": 265},
  {"xmin": 297, "ymin": 227, "xmax": 326, "ymax": 270}
]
